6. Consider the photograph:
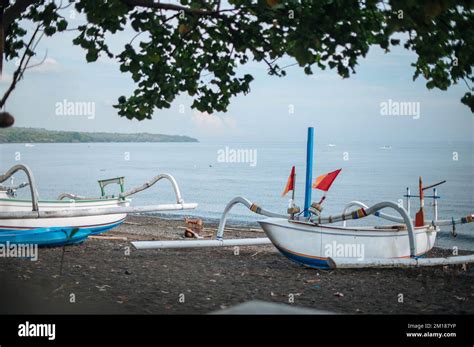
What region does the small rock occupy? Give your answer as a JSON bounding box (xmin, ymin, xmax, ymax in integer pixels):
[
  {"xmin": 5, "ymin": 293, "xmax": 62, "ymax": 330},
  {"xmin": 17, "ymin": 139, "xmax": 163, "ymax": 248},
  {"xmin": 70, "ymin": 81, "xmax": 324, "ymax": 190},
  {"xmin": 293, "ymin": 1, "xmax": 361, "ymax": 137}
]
[{"xmin": 334, "ymin": 292, "xmax": 344, "ymax": 297}]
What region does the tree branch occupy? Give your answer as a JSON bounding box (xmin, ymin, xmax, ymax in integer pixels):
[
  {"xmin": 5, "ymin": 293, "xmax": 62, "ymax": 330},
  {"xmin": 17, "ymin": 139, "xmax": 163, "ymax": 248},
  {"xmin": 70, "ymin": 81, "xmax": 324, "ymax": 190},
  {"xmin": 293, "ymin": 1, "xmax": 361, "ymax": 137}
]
[
  {"xmin": 0, "ymin": 24, "xmax": 41, "ymax": 108},
  {"xmin": 3, "ymin": 0, "xmax": 42, "ymax": 27},
  {"xmin": 120, "ymin": 0, "xmax": 223, "ymax": 17}
]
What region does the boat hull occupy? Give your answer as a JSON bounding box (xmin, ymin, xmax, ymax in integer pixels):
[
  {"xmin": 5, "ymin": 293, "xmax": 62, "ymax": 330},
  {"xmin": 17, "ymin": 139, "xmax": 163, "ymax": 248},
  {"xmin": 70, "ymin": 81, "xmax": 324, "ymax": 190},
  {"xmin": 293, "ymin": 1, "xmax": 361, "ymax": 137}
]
[
  {"xmin": 0, "ymin": 227, "xmax": 91, "ymax": 247},
  {"xmin": 0, "ymin": 197, "xmax": 129, "ymax": 235},
  {"xmin": 258, "ymin": 218, "xmax": 437, "ymax": 269}
]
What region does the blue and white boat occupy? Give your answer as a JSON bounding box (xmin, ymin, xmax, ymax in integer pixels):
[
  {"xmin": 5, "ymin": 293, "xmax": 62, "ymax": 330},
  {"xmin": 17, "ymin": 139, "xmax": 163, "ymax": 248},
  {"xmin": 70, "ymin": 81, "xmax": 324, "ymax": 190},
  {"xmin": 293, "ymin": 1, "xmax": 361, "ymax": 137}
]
[
  {"xmin": 0, "ymin": 164, "xmax": 197, "ymax": 236},
  {"xmin": 0, "ymin": 227, "xmax": 91, "ymax": 247}
]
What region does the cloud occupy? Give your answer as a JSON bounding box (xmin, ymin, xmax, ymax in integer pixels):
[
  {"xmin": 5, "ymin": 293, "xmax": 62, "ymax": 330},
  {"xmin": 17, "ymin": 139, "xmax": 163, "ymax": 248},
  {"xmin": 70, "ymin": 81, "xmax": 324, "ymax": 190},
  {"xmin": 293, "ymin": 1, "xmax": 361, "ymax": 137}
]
[
  {"xmin": 190, "ymin": 111, "xmax": 237, "ymax": 133},
  {"xmin": 28, "ymin": 57, "xmax": 61, "ymax": 73}
]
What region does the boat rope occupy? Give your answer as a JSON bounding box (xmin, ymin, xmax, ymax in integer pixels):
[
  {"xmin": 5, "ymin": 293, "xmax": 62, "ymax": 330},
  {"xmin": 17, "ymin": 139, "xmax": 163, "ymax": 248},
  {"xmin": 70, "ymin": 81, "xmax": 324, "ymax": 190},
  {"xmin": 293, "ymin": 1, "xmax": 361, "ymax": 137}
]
[
  {"xmin": 351, "ymin": 208, "xmax": 367, "ymax": 219},
  {"xmin": 342, "ymin": 201, "xmax": 404, "ymax": 226},
  {"xmin": 250, "ymin": 203, "xmax": 261, "ymax": 214}
]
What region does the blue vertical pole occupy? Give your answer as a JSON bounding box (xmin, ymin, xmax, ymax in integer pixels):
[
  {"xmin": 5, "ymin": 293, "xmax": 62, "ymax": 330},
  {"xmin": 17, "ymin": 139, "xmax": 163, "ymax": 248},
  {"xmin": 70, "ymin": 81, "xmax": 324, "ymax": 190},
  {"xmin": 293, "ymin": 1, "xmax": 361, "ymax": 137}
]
[{"xmin": 304, "ymin": 127, "xmax": 314, "ymax": 217}]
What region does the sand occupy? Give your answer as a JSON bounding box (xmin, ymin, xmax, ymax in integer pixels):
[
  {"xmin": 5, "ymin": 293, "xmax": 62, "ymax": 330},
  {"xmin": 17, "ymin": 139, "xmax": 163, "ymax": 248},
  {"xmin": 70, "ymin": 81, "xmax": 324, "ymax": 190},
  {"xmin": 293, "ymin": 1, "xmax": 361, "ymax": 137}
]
[{"xmin": 0, "ymin": 215, "xmax": 473, "ymax": 314}]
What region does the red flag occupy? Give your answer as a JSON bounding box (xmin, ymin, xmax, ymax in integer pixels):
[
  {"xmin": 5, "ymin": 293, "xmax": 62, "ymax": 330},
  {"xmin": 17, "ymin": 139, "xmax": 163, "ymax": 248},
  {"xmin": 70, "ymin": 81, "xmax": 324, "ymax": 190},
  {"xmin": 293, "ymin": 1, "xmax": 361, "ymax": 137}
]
[
  {"xmin": 415, "ymin": 176, "xmax": 425, "ymax": 227},
  {"xmin": 312, "ymin": 169, "xmax": 342, "ymax": 192},
  {"xmin": 281, "ymin": 166, "xmax": 295, "ymax": 197}
]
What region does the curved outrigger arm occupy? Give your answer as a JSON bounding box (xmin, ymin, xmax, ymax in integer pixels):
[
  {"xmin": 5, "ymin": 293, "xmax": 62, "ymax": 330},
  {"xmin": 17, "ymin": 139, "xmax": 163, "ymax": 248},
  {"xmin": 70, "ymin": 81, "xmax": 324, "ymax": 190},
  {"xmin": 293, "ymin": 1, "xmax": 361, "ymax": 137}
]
[
  {"xmin": 119, "ymin": 173, "xmax": 184, "ymax": 204},
  {"xmin": 0, "ymin": 164, "xmax": 195, "ymax": 216},
  {"xmin": 57, "ymin": 193, "xmax": 89, "ymax": 200},
  {"xmin": 217, "ymin": 197, "xmax": 421, "ymax": 257},
  {"xmin": 0, "ymin": 164, "xmax": 39, "ymax": 211},
  {"xmin": 310, "ymin": 201, "xmax": 417, "ymax": 257},
  {"xmin": 342, "ymin": 201, "xmax": 403, "ymax": 226},
  {"xmin": 216, "ymin": 196, "xmax": 287, "ymax": 240},
  {"xmin": 57, "ymin": 173, "xmax": 186, "ymax": 205},
  {"xmin": 342, "ymin": 200, "xmax": 473, "ymax": 229}
]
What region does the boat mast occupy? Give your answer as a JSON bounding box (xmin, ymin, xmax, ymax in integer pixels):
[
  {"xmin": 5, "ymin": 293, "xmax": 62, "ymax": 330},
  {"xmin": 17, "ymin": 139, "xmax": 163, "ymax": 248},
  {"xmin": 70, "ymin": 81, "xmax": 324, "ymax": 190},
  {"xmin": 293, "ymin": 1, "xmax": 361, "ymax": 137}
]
[{"xmin": 304, "ymin": 127, "xmax": 314, "ymax": 217}]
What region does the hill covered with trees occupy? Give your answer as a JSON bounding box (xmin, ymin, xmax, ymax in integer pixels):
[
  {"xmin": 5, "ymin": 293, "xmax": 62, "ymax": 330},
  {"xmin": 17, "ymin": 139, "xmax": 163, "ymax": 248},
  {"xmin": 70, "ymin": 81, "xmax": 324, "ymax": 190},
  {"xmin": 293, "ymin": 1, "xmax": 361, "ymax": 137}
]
[{"xmin": 0, "ymin": 128, "xmax": 198, "ymax": 143}]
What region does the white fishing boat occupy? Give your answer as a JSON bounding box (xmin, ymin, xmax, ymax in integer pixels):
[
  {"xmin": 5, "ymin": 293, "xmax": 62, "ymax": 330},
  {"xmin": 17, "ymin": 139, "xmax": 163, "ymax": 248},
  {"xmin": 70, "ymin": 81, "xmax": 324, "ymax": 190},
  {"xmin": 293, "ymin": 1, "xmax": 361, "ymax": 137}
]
[
  {"xmin": 0, "ymin": 164, "xmax": 197, "ymax": 236},
  {"xmin": 0, "ymin": 191, "xmax": 129, "ymax": 234},
  {"xmin": 210, "ymin": 128, "xmax": 473, "ymax": 269},
  {"xmin": 258, "ymin": 218, "xmax": 437, "ymax": 269},
  {"xmin": 209, "ymin": 181, "xmax": 472, "ymax": 269},
  {"xmin": 132, "ymin": 128, "xmax": 472, "ymax": 269}
]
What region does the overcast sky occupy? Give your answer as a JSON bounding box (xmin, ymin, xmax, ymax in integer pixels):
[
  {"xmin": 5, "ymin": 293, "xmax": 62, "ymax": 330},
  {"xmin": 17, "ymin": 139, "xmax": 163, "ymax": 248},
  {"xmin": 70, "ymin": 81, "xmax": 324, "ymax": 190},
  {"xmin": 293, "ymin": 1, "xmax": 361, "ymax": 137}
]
[{"xmin": 1, "ymin": 9, "xmax": 472, "ymax": 143}]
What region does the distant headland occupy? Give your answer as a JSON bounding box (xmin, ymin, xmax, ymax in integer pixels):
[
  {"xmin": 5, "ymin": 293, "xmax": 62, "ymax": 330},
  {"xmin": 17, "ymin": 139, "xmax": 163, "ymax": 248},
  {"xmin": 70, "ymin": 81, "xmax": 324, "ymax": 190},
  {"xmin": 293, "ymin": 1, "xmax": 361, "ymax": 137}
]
[{"xmin": 0, "ymin": 127, "xmax": 198, "ymax": 143}]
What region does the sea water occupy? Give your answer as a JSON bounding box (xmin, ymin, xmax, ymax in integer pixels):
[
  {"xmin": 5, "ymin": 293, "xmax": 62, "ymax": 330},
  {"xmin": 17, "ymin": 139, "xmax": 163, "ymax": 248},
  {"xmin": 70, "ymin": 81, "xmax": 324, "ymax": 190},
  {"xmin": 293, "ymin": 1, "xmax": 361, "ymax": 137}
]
[{"xmin": 1, "ymin": 141, "xmax": 472, "ymax": 250}]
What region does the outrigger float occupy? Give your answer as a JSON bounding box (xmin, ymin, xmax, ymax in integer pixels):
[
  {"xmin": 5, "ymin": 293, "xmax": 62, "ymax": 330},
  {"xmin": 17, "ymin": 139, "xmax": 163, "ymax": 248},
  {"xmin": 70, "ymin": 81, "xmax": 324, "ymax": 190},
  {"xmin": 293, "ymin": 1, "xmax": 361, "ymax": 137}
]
[
  {"xmin": 133, "ymin": 127, "xmax": 473, "ymax": 270},
  {"xmin": 0, "ymin": 164, "xmax": 197, "ymax": 246}
]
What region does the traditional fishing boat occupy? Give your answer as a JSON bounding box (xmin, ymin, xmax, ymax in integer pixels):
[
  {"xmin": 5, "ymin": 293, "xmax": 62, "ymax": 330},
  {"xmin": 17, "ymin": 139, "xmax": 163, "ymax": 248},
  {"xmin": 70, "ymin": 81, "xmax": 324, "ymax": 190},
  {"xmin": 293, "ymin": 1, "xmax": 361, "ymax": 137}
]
[
  {"xmin": 0, "ymin": 227, "xmax": 90, "ymax": 247},
  {"xmin": 258, "ymin": 219, "xmax": 437, "ymax": 269},
  {"xmin": 132, "ymin": 127, "xmax": 473, "ymax": 269},
  {"xmin": 0, "ymin": 164, "xmax": 197, "ymax": 243},
  {"xmin": 211, "ymin": 128, "xmax": 473, "ymax": 269},
  {"xmin": 0, "ymin": 187, "xmax": 130, "ymax": 234}
]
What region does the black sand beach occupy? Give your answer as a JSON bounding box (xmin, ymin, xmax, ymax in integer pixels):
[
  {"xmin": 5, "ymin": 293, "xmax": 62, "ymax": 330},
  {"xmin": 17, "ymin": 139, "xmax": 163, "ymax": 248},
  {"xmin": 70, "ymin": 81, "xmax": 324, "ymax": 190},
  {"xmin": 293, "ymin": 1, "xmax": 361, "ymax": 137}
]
[{"xmin": 0, "ymin": 216, "xmax": 473, "ymax": 314}]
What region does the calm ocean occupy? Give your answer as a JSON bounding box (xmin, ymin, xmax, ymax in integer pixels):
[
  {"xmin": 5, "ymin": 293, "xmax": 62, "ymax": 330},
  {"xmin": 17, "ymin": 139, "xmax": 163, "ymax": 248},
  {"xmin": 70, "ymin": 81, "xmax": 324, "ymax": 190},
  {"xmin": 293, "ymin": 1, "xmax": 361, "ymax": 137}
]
[{"xmin": 1, "ymin": 140, "xmax": 473, "ymax": 250}]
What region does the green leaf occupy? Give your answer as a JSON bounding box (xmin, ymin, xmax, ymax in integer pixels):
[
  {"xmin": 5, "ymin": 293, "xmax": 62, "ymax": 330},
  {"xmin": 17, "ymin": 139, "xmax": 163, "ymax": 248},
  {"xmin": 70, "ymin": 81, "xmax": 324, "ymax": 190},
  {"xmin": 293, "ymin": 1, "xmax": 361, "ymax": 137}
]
[
  {"xmin": 57, "ymin": 20, "xmax": 68, "ymax": 32},
  {"xmin": 86, "ymin": 49, "xmax": 98, "ymax": 62}
]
